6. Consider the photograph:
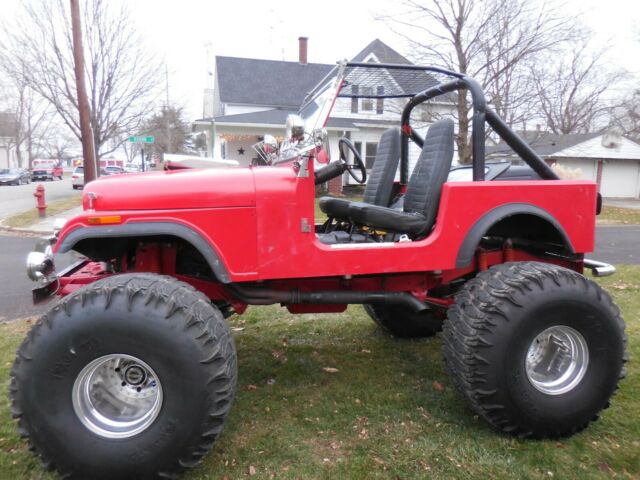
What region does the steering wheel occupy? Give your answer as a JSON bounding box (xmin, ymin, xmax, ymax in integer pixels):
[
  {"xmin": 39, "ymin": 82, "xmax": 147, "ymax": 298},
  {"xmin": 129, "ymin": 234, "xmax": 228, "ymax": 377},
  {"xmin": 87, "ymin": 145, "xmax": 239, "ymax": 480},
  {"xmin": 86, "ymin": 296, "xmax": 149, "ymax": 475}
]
[{"xmin": 338, "ymin": 137, "xmax": 367, "ymax": 184}]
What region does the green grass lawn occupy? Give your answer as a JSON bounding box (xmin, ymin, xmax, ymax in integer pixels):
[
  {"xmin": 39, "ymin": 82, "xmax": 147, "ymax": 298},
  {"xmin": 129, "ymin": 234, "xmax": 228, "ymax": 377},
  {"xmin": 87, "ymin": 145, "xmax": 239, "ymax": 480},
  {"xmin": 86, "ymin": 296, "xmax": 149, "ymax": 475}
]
[
  {"xmin": 0, "ymin": 267, "xmax": 638, "ymax": 479},
  {"xmin": 597, "ymin": 206, "xmax": 640, "ymax": 225},
  {"xmin": 2, "ymin": 194, "xmax": 82, "ymax": 229}
]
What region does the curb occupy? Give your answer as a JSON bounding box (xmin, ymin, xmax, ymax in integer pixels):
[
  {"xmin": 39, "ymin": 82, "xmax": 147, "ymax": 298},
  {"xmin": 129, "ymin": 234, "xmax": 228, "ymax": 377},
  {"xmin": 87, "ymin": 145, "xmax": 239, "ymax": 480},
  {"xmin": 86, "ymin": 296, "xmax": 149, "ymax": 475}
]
[
  {"xmin": 0, "ymin": 219, "xmax": 49, "ymax": 236},
  {"xmin": 0, "ymin": 225, "xmax": 48, "ymax": 236}
]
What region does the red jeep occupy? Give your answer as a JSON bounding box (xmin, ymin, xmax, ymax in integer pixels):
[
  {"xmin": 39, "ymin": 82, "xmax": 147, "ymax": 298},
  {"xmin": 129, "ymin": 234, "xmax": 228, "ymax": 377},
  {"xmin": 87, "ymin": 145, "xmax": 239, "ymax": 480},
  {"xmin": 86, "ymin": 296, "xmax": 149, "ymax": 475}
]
[{"xmin": 18, "ymin": 62, "xmax": 626, "ymax": 479}]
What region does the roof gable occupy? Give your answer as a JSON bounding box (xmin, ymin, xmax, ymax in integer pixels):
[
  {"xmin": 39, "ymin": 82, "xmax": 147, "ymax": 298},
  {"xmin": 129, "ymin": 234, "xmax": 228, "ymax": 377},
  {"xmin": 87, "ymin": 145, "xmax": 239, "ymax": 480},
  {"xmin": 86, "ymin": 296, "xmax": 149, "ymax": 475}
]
[{"xmin": 351, "ymin": 39, "xmax": 412, "ymax": 64}]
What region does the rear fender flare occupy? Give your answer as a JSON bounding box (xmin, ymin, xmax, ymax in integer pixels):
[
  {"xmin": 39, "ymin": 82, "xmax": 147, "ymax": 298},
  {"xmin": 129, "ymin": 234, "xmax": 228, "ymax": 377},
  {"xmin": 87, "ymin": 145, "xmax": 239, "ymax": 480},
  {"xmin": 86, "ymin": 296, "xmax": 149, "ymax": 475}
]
[
  {"xmin": 455, "ymin": 203, "xmax": 575, "ymax": 268},
  {"xmin": 57, "ymin": 222, "xmax": 231, "ymax": 283}
]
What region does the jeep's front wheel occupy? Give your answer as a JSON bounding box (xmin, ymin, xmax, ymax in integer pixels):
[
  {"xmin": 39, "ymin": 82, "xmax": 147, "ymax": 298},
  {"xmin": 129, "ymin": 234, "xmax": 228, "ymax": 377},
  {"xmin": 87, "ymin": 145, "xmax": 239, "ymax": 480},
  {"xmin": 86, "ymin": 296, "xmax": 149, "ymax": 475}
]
[
  {"xmin": 10, "ymin": 274, "xmax": 237, "ymax": 479},
  {"xmin": 443, "ymin": 262, "xmax": 627, "ymax": 438}
]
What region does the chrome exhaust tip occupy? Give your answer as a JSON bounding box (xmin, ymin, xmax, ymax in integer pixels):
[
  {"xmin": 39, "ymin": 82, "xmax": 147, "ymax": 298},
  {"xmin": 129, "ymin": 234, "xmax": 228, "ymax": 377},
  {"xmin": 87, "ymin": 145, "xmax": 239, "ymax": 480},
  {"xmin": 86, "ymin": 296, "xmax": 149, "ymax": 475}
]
[{"xmin": 584, "ymin": 259, "xmax": 616, "ymax": 277}]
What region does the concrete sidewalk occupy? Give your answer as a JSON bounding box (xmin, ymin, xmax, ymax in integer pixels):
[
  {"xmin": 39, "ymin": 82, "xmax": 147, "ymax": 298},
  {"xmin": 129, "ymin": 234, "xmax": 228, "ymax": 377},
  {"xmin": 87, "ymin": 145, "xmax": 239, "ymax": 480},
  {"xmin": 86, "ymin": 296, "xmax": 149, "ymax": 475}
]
[
  {"xmin": 0, "ymin": 206, "xmax": 84, "ymax": 235},
  {"xmin": 604, "ymin": 198, "xmax": 640, "ymax": 210}
]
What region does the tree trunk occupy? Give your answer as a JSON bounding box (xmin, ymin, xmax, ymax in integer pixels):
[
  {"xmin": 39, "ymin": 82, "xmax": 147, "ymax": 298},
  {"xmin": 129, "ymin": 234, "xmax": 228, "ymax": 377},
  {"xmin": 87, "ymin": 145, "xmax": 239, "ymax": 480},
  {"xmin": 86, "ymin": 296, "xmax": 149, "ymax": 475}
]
[{"xmin": 457, "ymin": 92, "xmax": 472, "ymax": 164}]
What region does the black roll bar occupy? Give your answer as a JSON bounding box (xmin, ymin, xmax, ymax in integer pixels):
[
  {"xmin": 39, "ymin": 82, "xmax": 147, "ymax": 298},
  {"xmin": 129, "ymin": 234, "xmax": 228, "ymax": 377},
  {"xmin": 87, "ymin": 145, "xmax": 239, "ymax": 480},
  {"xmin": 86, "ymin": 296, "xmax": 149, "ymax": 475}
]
[
  {"xmin": 344, "ymin": 62, "xmax": 558, "ymax": 183},
  {"xmin": 485, "ymin": 109, "xmax": 558, "ymax": 180}
]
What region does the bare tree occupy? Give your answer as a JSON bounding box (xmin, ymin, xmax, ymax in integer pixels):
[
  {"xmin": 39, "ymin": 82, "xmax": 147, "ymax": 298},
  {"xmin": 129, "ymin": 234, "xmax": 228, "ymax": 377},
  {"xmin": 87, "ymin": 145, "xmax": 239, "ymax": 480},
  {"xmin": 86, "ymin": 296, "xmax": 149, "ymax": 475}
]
[
  {"xmin": 0, "ymin": 0, "xmax": 161, "ymax": 160},
  {"xmin": 619, "ymin": 89, "xmax": 640, "ymax": 141},
  {"xmin": 0, "ymin": 75, "xmax": 50, "ymax": 168},
  {"xmin": 382, "ymin": 0, "xmax": 582, "ymax": 162},
  {"xmin": 530, "ymin": 44, "xmax": 620, "ymax": 134}
]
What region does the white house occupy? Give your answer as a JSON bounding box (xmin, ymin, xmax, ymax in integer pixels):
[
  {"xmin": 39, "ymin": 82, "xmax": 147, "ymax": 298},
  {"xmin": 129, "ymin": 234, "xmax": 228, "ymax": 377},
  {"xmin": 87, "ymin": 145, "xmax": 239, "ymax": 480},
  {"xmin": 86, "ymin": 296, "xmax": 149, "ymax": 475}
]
[
  {"xmin": 193, "ymin": 38, "xmax": 456, "ymax": 192},
  {"xmin": 488, "ymin": 129, "xmax": 640, "ymax": 199}
]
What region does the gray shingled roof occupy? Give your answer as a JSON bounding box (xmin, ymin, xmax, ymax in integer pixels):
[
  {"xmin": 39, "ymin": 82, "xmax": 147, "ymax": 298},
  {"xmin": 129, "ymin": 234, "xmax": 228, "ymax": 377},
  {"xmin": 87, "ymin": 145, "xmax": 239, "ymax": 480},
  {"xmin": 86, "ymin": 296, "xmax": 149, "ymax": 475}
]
[
  {"xmin": 352, "ymin": 39, "xmax": 413, "ymax": 64},
  {"xmin": 213, "ymin": 109, "xmax": 296, "ymax": 125},
  {"xmin": 216, "ymin": 57, "xmax": 333, "ymax": 107},
  {"xmin": 487, "ymin": 131, "xmax": 602, "ymax": 157},
  {"xmin": 211, "ymin": 108, "xmax": 395, "ymax": 130},
  {"xmin": 342, "ymin": 39, "xmax": 452, "ymax": 101}
]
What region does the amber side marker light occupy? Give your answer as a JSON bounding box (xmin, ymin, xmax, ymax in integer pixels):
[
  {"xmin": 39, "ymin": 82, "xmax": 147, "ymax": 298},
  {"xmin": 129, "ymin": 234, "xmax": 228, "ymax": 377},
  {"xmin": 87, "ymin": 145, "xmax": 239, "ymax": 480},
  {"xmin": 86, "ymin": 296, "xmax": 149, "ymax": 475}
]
[{"xmin": 87, "ymin": 216, "xmax": 122, "ymax": 225}]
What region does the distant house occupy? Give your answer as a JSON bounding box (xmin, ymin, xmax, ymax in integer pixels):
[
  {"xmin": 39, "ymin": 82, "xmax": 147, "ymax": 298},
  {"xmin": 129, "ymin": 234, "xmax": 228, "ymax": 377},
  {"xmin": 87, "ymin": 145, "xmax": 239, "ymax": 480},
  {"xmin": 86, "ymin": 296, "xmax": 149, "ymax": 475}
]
[
  {"xmin": 194, "ymin": 38, "xmax": 456, "ymax": 192},
  {"xmin": 488, "ymin": 129, "xmax": 640, "ymax": 199},
  {"xmin": 0, "ymin": 112, "xmax": 19, "ymax": 168}
]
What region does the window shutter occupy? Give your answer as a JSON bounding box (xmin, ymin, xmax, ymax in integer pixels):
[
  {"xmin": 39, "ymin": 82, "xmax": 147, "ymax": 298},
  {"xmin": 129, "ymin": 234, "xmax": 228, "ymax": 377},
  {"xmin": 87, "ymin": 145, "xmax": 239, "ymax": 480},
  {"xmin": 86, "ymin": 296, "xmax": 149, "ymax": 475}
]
[
  {"xmin": 351, "ymin": 85, "xmax": 359, "ymax": 113},
  {"xmin": 376, "ymin": 86, "xmax": 384, "ymax": 114}
]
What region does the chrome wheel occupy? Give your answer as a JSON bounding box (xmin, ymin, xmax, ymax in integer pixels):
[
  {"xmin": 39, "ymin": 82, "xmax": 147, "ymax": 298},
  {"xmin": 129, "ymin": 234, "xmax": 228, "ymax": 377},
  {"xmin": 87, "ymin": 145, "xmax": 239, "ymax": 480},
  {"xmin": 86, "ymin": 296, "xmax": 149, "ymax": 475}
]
[
  {"xmin": 72, "ymin": 354, "xmax": 163, "ymax": 439},
  {"xmin": 526, "ymin": 325, "xmax": 589, "ymax": 395}
]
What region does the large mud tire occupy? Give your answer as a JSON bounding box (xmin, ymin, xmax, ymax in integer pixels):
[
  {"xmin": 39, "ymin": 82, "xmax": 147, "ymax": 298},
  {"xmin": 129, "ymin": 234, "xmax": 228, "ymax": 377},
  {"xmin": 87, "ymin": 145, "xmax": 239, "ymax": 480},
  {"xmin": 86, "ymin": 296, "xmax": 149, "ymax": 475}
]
[
  {"xmin": 10, "ymin": 273, "xmax": 237, "ymax": 479},
  {"xmin": 443, "ymin": 262, "xmax": 627, "ymax": 438},
  {"xmin": 364, "ymin": 304, "xmax": 443, "ymax": 338}
]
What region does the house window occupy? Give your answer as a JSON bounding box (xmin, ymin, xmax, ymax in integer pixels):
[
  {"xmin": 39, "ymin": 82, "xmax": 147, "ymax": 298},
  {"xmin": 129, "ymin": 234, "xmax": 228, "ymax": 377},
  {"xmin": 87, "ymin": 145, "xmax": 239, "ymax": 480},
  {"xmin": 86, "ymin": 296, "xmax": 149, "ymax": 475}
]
[
  {"xmin": 365, "ymin": 143, "xmax": 377, "ymax": 169},
  {"xmin": 354, "ymin": 142, "xmax": 362, "ymax": 164},
  {"xmin": 361, "ymin": 87, "xmax": 374, "ymax": 112},
  {"xmin": 350, "ymin": 85, "xmax": 384, "ymax": 114},
  {"xmin": 353, "ymin": 141, "xmax": 378, "ymax": 170}
]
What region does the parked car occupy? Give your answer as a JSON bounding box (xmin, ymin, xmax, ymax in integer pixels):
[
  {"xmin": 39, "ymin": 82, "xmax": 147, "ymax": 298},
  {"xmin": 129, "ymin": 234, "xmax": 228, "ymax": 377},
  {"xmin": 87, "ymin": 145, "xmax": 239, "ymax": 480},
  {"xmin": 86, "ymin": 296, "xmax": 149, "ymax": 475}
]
[
  {"xmin": 0, "ymin": 168, "xmax": 31, "ymax": 185},
  {"xmin": 71, "ymin": 166, "xmax": 84, "ymax": 189},
  {"xmin": 124, "ymin": 163, "xmax": 139, "ymax": 173},
  {"xmin": 101, "ymin": 166, "xmax": 125, "ymax": 175},
  {"xmin": 31, "ymin": 159, "xmax": 63, "ymax": 181}
]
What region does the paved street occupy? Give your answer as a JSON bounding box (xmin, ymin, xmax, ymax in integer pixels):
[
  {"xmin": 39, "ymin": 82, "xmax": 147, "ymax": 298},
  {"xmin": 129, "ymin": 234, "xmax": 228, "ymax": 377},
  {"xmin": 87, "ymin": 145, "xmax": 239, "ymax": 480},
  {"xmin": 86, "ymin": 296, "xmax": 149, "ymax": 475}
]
[
  {"xmin": 0, "ymin": 232, "xmax": 77, "ymax": 322},
  {"xmin": 594, "ymin": 225, "xmax": 640, "ymax": 264},
  {"xmin": 1, "ymin": 226, "xmax": 638, "ymax": 322},
  {"xmin": 0, "ymin": 178, "xmax": 77, "ymax": 221}
]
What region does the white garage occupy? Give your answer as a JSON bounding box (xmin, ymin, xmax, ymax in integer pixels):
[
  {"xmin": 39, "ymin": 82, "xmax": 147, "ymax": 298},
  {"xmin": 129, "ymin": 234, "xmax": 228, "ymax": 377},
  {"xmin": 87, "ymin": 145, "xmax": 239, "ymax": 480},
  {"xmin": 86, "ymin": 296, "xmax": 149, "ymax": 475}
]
[
  {"xmin": 488, "ymin": 130, "xmax": 640, "ymax": 199},
  {"xmin": 599, "ymin": 159, "xmax": 640, "ymax": 198}
]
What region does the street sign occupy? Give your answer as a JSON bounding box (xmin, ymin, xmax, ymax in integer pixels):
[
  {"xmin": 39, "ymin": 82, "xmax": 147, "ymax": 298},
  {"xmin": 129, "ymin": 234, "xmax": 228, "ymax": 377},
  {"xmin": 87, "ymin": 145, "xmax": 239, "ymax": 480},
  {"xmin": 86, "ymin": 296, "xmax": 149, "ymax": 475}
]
[{"xmin": 129, "ymin": 135, "xmax": 154, "ymax": 144}]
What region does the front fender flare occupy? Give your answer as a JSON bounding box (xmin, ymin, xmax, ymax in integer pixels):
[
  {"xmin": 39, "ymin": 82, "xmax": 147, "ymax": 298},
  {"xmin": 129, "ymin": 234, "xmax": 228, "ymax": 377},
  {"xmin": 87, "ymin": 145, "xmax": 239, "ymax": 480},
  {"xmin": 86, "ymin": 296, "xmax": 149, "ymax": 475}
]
[
  {"xmin": 455, "ymin": 203, "xmax": 575, "ymax": 268},
  {"xmin": 57, "ymin": 221, "xmax": 231, "ymax": 283}
]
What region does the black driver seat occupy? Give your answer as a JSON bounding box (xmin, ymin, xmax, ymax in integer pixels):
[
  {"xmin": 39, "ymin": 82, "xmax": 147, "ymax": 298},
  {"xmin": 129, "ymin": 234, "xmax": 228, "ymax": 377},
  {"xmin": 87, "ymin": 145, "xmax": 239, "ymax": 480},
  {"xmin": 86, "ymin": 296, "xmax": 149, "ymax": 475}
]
[
  {"xmin": 318, "ymin": 127, "xmax": 401, "ymax": 219},
  {"xmin": 347, "ymin": 118, "xmax": 455, "ymax": 238}
]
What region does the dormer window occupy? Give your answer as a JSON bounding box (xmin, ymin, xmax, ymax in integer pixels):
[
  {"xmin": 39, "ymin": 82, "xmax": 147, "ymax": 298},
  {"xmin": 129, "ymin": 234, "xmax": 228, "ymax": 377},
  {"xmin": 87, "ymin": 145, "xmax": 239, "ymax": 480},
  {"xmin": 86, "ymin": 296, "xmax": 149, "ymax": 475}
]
[
  {"xmin": 361, "ymin": 87, "xmax": 374, "ymax": 112},
  {"xmin": 350, "ymin": 85, "xmax": 384, "ymax": 114}
]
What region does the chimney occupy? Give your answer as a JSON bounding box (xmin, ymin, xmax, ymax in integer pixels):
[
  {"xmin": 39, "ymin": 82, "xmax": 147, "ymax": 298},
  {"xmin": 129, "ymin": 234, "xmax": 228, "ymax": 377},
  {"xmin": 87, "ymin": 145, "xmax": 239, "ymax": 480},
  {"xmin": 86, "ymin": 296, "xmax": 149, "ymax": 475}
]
[{"xmin": 298, "ymin": 36, "xmax": 308, "ymax": 64}]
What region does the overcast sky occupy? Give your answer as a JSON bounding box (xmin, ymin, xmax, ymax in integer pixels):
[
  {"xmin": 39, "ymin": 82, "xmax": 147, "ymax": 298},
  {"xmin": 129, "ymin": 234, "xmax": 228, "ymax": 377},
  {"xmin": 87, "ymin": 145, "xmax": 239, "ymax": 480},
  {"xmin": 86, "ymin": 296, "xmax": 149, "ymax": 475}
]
[{"xmin": 4, "ymin": 0, "xmax": 640, "ymax": 120}]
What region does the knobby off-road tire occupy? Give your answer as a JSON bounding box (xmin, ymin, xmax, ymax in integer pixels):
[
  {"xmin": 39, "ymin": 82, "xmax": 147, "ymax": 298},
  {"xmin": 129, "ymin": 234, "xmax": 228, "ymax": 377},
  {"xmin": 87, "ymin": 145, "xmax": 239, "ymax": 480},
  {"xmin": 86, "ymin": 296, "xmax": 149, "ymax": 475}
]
[
  {"xmin": 443, "ymin": 262, "xmax": 627, "ymax": 438},
  {"xmin": 10, "ymin": 273, "xmax": 237, "ymax": 479},
  {"xmin": 364, "ymin": 304, "xmax": 443, "ymax": 338}
]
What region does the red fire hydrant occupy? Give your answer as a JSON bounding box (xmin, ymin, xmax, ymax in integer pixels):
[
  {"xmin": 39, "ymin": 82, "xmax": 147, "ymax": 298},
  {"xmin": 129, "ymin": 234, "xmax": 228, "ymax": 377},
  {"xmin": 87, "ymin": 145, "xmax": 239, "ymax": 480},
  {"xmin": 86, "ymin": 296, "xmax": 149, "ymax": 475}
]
[{"xmin": 34, "ymin": 184, "xmax": 47, "ymax": 218}]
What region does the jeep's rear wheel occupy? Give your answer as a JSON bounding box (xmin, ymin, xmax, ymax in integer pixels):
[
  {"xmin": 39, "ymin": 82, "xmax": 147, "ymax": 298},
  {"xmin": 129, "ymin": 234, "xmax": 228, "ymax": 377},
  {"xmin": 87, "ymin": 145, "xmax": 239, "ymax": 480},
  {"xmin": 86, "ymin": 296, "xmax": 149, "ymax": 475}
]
[
  {"xmin": 10, "ymin": 274, "xmax": 237, "ymax": 479},
  {"xmin": 443, "ymin": 262, "xmax": 627, "ymax": 438},
  {"xmin": 364, "ymin": 304, "xmax": 443, "ymax": 338}
]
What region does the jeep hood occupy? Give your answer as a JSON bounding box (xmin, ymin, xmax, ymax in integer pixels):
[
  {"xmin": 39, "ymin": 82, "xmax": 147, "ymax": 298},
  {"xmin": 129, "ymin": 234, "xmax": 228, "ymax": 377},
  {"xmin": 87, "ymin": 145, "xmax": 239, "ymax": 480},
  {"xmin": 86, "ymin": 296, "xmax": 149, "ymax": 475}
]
[{"xmin": 82, "ymin": 168, "xmax": 255, "ymax": 211}]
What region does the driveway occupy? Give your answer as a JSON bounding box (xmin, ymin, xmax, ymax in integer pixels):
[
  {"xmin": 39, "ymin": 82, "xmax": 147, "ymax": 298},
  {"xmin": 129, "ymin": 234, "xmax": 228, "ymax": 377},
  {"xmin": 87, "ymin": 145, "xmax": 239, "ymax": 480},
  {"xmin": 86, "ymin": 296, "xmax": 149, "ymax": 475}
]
[
  {"xmin": 604, "ymin": 198, "xmax": 640, "ymax": 210},
  {"xmin": 593, "ymin": 225, "xmax": 640, "ymax": 264},
  {"xmin": 0, "ymin": 232, "xmax": 77, "ymax": 322}
]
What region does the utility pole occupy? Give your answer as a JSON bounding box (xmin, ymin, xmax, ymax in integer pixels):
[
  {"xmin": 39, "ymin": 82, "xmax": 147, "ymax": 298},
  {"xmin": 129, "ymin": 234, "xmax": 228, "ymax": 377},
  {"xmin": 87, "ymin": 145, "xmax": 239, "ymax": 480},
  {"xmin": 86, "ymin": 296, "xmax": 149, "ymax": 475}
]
[{"xmin": 70, "ymin": 0, "xmax": 97, "ymax": 183}]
